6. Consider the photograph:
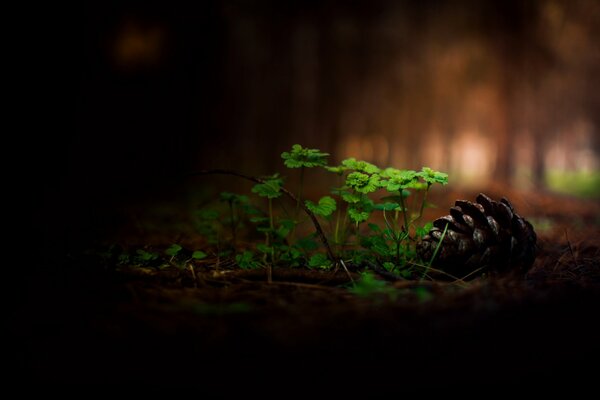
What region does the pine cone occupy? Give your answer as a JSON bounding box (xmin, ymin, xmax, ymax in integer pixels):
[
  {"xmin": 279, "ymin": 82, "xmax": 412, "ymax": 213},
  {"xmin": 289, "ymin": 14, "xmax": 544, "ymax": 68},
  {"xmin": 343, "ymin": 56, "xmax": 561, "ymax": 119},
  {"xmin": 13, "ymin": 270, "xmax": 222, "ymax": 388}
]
[{"xmin": 416, "ymin": 193, "xmax": 537, "ymax": 278}]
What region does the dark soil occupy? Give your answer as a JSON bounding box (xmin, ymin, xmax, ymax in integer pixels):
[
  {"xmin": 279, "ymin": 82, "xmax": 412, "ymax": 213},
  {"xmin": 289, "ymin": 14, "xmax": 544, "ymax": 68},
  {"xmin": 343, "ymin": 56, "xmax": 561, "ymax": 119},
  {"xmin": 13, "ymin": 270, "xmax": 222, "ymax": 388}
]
[{"xmin": 11, "ymin": 187, "xmax": 600, "ymax": 392}]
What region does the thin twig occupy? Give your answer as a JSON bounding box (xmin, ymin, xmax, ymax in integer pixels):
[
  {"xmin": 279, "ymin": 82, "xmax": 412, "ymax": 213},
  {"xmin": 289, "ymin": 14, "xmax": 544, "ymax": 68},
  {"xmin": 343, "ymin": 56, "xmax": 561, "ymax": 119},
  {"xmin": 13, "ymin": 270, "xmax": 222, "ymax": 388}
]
[
  {"xmin": 339, "ymin": 259, "xmax": 355, "ymax": 285},
  {"xmin": 188, "ymin": 263, "xmax": 198, "ymax": 288},
  {"xmin": 421, "ymin": 222, "xmax": 449, "ymax": 281}
]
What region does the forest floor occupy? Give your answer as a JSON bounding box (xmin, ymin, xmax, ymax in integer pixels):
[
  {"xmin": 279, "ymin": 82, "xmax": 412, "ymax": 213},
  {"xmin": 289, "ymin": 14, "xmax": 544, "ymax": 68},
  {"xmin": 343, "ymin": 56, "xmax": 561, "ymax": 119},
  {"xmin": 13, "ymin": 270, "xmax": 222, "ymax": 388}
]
[{"xmin": 11, "ymin": 185, "xmax": 600, "ymax": 391}]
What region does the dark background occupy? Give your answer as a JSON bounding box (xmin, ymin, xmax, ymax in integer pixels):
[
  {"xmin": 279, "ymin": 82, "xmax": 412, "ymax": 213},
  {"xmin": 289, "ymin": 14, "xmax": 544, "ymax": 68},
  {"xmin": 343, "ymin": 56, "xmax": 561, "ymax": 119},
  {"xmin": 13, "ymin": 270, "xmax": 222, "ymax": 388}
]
[
  {"xmin": 14, "ymin": 2, "xmax": 600, "ymax": 389},
  {"xmin": 35, "ymin": 0, "xmax": 600, "ymax": 261}
]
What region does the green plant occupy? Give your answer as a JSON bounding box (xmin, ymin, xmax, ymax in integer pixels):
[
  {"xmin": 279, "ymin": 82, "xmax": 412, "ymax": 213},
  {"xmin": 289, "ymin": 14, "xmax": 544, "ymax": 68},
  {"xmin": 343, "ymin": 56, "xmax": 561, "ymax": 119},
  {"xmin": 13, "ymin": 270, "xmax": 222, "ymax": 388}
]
[
  {"xmin": 192, "ymin": 144, "xmax": 448, "ymax": 282},
  {"xmin": 350, "ymin": 271, "xmax": 396, "ymax": 298}
]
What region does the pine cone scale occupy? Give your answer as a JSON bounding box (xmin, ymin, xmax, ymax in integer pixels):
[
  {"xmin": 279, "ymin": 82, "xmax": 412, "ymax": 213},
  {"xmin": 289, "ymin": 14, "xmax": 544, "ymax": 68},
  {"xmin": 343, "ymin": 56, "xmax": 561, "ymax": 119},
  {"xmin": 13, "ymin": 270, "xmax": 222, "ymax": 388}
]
[{"xmin": 417, "ymin": 193, "xmax": 537, "ymax": 278}]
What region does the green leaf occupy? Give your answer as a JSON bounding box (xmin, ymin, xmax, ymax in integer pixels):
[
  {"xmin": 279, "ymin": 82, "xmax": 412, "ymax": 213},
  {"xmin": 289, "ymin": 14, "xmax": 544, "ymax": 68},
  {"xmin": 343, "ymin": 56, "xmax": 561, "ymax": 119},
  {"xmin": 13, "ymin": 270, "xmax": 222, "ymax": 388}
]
[
  {"xmin": 281, "ymin": 144, "xmax": 329, "ymax": 168},
  {"xmin": 256, "ymin": 243, "xmax": 273, "ymax": 254},
  {"xmin": 252, "ymin": 177, "xmax": 283, "ymax": 199},
  {"xmin": 342, "ymin": 158, "xmax": 380, "ymax": 174},
  {"xmin": 305, "ymin": 196, "xmax": 336, "ymax": 217},
  {"xmin": 295, "ymin": 235, "xmax": 319, "ymax": 251},
  {"xmin": 197, "ymin": 209, "xmax": 219, "ymax": 220},
  {"xmin": 324, "ymin": 165, "xmax": 347, "ymax": 175},
  {"xmin": 308, "ymin": 253, "xmax": 332, "ymax": 268},
  {"xmin": 192, "ymin": 250, "xmax": 207, "ymax": 260},
  {"xmin": 361, "ymin": 235, "xmax": 392, "ymax": 256},
  {"xmin": 346, "ymin": 172, "xmax": 380, "ymax": 194},
  {"xmin": 416, "ymin": 222, "xmax": 433, "ymax": 238},
  {"xmin": 341, "ymin": 158, "xmax": 358, "ymax": 169},
  {"xmin": 219, "ymin": 192, "xmax": 249, "ymax": 204},
  {"xmin": 164, "ymin": 244, "xmax": 183, "ymax": 257},
  {"xmin": 250, "ymin": 216, "xmax": 270, "ymax": 224},
  {"xmin": 276, "ymin": 219, "xmax": 296, "ymax": 238},
  {"xmin": 340, "ymin": 190, "xmax": 361, "ymax": 203},
  {"xmin": 380, "ymin": 191, "xmax": 411, "ymax": 208},
  {"xmin": 383, "ymin": 262, "xmax": 396, "ymax": 272},
  {"xmin": 242, "ymin": 203, "xmax": 261, "ymax": 215},
  {"xmin": 350, "ymin": 271, "xmax": 391, "ymax": 296},
  {"xmin": 382, "ymin": 169, "xmax": 419, "ymax": 191},
  {"xmin": 236, "ymin": 251, "xmax": 261, "ymax": 269},
  {"xmin": 368, "ymin": 223, "xmax": 382, "ymax": 233},
  {"xmin": 419, "ymin": 167, "xmax": 448, "ymax": 185},
  {"xmin": 373, "ymin": 202, "xmax": 400, "ymax": 211},
  {"xmin": 280, "ymin": 249, "xmax": 302, "ymax": 267},
  {"xmin": 386, "ymin": 182, "xmax": 401, "ymax": 192},
  {"xmin": 348, "ymin": 206, "xmax": 370, "ymax": 223},
  {"xmin": 135, "ymin": 249, "xmax": 158, "ymax": 262}
]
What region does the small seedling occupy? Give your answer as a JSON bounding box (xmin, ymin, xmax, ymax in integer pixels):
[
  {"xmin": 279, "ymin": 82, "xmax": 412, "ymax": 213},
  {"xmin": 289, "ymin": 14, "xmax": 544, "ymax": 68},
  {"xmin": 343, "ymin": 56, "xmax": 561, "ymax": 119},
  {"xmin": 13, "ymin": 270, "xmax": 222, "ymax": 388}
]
[{"xmin": 193, "ymin": 144, "xmax": 448, "ymax": 283}]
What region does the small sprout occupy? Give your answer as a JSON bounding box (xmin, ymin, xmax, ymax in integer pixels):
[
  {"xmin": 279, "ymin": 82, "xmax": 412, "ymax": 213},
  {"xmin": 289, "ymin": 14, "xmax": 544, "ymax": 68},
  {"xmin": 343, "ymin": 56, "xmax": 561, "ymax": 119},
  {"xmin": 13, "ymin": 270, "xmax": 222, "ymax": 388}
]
[
  {"xmin": 136, "ymin": 249, "xmax": 158, "ymax": 262},
  {"xmin": 236, "ymin": 251, "xmax": 261, "ymax": 269},
  {"xmin": 368, "ymin": 223, "xmax": 382, "ymax": 233},
  {"xmin": 346, "ymin": 172, "xmax": 380, "ymax": 194},
  {"xmin": 348, "ymin": 206, "xmax": 370, "ymax": 224},
  {"xmin": 276, "ymin": 219, "xmax": 296, "ymax": 238},
  {"xmin": 347, "ymin": 196, "xmax": 374, "ymax": 224},
  {"xmin": 117, "ymin": 253, "xmax": 131, "ymax": 265},
  {"xmin": 361, "ymin": 235, "xmax": 392, "ymax": 257},
  {"xmin": 338, "ymin": 189, "xmax": 361, "ymax": 204},
  {"xmin": 281, "ymin": 144, "xmax": 329, "ymax": 168},
  {"xmin": 341, "ymin": 158, "xmax": 380, "ymax": 174},
  {"xmin": 308, "ymin": 253, "xmax": 332, "ymax": 269},
  {"xmin": 419, "ymin": 167, "xmax": 448, "ymax": 185},
  {"xmin": 192, "ymin": 143, "xmax": 449, "ymax": 288},
  {"xmin": 164, "ymin": 244, "xmax": 183, "ymax": 257},
  {"xmin": 415, "ymin": 222, "xmax": 433, "ymax": 238},
  {"xmin": 219, "ymin": 192, "xmax": 249, "ymax": 204},
  {"xmin": 380, "ymin": 169, "xmax": 418, "ymax": 191},
  {"xmin": 252, "ymin": 176, "xmax": 283, "ymax": 198},
  {"xmin": 382, "ymin": 262, "xmax": 396, "ymax": 272},
  {"xmin": 295, "ymin": 235, "xmax": 319, "ymax": 251},
  {"xmin": 350, "ymin": 271, "xmax": 393, "ymax": 297},
  {"xmin": 324, "ymin": 165, "xmax": 348, "ymax": 175},
  {"xmin": 373, "ymin": 202, "xmax": 400, "ymax": 211},
  {"xmin": 305, "ymin": 196, "xmax": 336, "ymax": 217},
  {"xmin": 256, "ymin": 243, "xmax": 273, "ymax": 254},
  {"xmin": 250, "ymin": 216, "xmax": 270, "ymax": 224},
  {"xmin": 192, "ymin": 250, "xmax": 207, "ymax": 260}
]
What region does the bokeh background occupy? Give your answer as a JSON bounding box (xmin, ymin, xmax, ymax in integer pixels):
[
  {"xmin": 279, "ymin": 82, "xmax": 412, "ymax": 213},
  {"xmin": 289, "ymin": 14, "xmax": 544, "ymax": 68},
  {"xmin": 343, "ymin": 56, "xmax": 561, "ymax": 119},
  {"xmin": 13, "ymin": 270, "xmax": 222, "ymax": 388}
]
[
  {"xmin": 75, "ymin": 0, "xmax": 600, "ymax": 184},
  {"xmin": 43, "ymin": 0, "xmax": 600, "ymax": 256}
]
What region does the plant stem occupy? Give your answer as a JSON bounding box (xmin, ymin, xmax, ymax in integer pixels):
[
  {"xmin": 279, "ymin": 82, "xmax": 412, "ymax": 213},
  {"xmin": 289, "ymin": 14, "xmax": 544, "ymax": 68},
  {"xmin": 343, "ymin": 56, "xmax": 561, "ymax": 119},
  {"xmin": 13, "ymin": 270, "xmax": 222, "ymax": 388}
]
[
  {"xmin": 412, "ymin": 183, "xmax": 431, "ymax": 226},
  {"xmin": 393, "ymin": 208, "xmax": 401, "ymax": 265},
  {"xmin": 339, "ymin": 259, "xmax": 355, "ymax": 285},
  {"xmin": 290, "ymin": 166, "xmax": 305, "ymax": 243},
  {"xmin": 188, "ymin": 263, "xmax": 198, "ymax": 288},
  {"xmin": 190, "ymin": 169, "xmax": 336, "ymax": 263},
  {"xmin": 228, "ymin": 200, "xmax": 237, "ymax": 248},
  {"xmin": 421, "ymin": 221, "xmax": 448, "ymax": 281},
  {"xmin": 268, "ymin": 197, "xmax": 274, "ymax": 231},
  {"xmin": 383, "ymin": 209, "xmax": 401, "ymax": 266},
  {"xmin": 267, "ymin": 197, "xmax": 274, "ymax": 283},
  {"xmin": 297, "ymin": 167, "xmax": 304, "ymax": 217},
  {"xmin": 334, "ymin": 206, "xmax": 341, "ymax": 251},
  {"xmin": 399, "ymin": 192, "xmax": 410, "ymax": 234}
]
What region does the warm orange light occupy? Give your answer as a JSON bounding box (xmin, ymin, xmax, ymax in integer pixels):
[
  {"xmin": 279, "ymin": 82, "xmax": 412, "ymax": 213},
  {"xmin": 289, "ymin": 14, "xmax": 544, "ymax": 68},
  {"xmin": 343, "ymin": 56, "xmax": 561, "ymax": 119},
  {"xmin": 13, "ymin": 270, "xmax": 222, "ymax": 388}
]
[
  {"xmin": 450, "ymin": 131, "xmax": 495, "ymax": 183},
  {"xmin": 113, "ymin": 21, "xmax": 165, "ymax": 70}
]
